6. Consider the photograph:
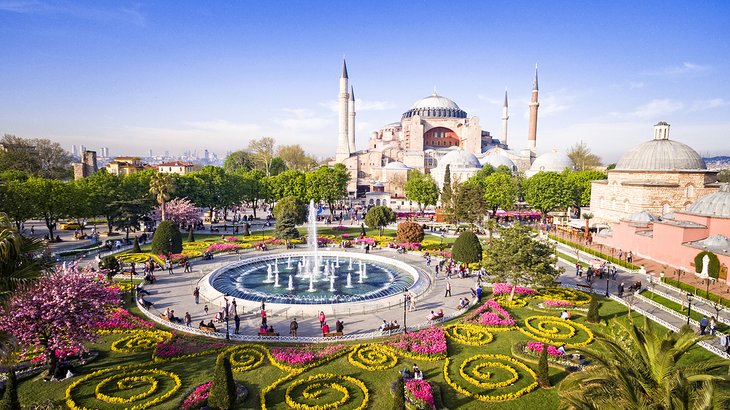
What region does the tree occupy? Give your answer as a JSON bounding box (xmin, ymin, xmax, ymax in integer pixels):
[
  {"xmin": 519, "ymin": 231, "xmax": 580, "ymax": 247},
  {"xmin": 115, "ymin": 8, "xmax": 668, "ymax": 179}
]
[
  {"xmin": 151, "ymin": 221, "xmax": 183, "ymax": 255},
  {"xmin": 483, "ymin": 173, "xmax": 518, "ymax": 215},
  {"xmin": 440, "ymin": 164, "xmax": 452, "ymax": 207},
  {"xmin": 25, "ymin": 177, "xmax": 72, "ymax": 240},
  {"xmin": 0, "ymin": 135, "xmax": 72, "ymax": 179},
  {"xmin": 484, "ymin": 224, "xmax": 562, "ymax": 298},
  {"xmin": 188, "ymin": 227, "xmax": 195, "ymax": 242},
  {"xmin": 404, "ymin": 170, "xmax": 439, "ymax": 212},
  {"xmin": 523, "ymin": 172, "xmax": 571, "ymax": 220},
  {"xmin": 537, "ymin": 343, "xmax": 550, "ymax": 388},
  {"xmin": 395, "ymin": 222, "xmax": 424, "ymax": 243},
  {"xmin": 99, "ymin": 255, "xmax": 120, "ymax": 282},
  {"xmin": 277, "ymin": 144, "xmax": 318, "ymax": 171},
  {"xmin": 149, "ymin": 173, "xmax": 176, "ymax": 221},
  {"xmin": 451, "ymin": 231, "xmax": 483, "ymax": 265},
  {"xmin": 567, "ymin": 141, "xmax": 602, "ymax": 171},
  {"xmin": 586, "ymin": 295, "xmax": 600, "ymax": 323},
  {"xmin": 0, "ymin": 368, "xmax": 19, "ymax": 410},
  {"xmin": 558, "ymin": 319, "xmax": 730, "ymax": 409},
  {"xmin": 718, "ymin": 169, "xmax": 730, "ymax": 183},
  {"xmin": 223, "ymin": 150, "xmax": 255, "ymax": 173},
  {"xmin": 161, "ymin": 198, "xmax": 201, "ymax": 228},
  {"xmin": 454, "ymin": 182, "xmax": 485, "ymax": 225},
  {"xmin": 0, "ymin": 178, "xmax": 35, "ymax": 230},
  {"xmin": 565, "ymin": 170, "xmax": 607, "ymax": 210},
  {"xmin": 273, "ymin": 196, "xmax": 307, "ymax": 225},
  {"xmin": 208, "ymin": 353, "xmax": 237, "ymax": 410},
  {"xmin": 111, "ymin": 200, "xmax": 147, "ymax": 241},
  {"xmin": 248, "ymin": 137, "xmax": 276, "ymax": 176},
  {"xmin": 305, "ymin": 165, "xmax": 350, "ymax": 210},
  {"xmin": 75, "ymin": 170, "xmax": 123, "ymax": 233},
  {"xmin": 239, "ymin": 169, "xmax": 271, "ymax": 218},
  {"xmin": 364, "ymin": 206, "xmax": 396, "ymax": 236},
  {"xmin": 0, "ymin": 271, "xmax": 119, "ymax": 377},
  {"xmin": 270, "ymin": 170, "xmax": 307, "ymax": 201}
]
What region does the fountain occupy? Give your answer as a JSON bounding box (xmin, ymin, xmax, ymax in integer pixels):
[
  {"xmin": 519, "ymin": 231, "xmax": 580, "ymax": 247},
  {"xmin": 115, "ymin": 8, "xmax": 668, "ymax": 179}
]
[
  {"xmin": 335, "ymin": 255, "xmax": 340, "ymax": 268},
  {"xmin": 308, "ymin": 273, "xmax": 316, "ymax": 292},
  {"xmin": 274, "ymin": 272, "xmax": 280, "ymax": 287},
  {"xmin": 348, "ymin": 258, "xmax": 353, "ymax": 270},
  {"xmin": 287, "ymin": 274, "xmax": 294, "ymax": 291},
  {"xmin": 287, "ymin": 256, "xmax": 292, "ymax": 270},
  {"xmin": 358, "ymin": 266, "xmax": 364, "ymax": 284},
  {"xmin": 329, "ymin": 274, "xmax": 336, "ymax": 292},
  {"xmin": 264, "ymin": 264, "xmax": 273, "ymax": 283},
  {"xmin": 362, "ymin": 264, "xmax": 368, "ymax": 279},
  {"xmin": 346, "ymin": 272, "xmax": 353, "ymax": 288},
  {"xmin": 274, "ymin": 259, "xmax": 279, "ymax": 274},
  {"xmin": 308, "ymin": 200, "xmax": 319, "ymax": 275}
]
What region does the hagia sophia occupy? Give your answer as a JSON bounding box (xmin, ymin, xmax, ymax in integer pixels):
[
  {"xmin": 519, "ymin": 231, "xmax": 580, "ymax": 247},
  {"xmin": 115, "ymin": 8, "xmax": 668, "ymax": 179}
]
[{"xmin": 333, "ymin": 60, "xmax": 573, "ymax": 199}]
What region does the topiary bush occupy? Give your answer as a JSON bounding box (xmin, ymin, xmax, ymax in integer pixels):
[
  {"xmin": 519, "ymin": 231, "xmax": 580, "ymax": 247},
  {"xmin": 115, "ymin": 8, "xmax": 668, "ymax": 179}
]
[
  {"xmin": 151, "ymin": 220, "xmax": 183, "ymax": 255},
  {"xmin": 694, "ymin": 251, "xmax": 720, "ymax": 279},
  {"xmin": 132, "ymin": 237, "xmax": 141, "ymax": 253},
  {"xmin": 275, "ymin": 215, "xmax": 300, "ymax": 239},
  {"xmin": 452, "ymin": 231, "xmax": 483, "ymax": 264},
  {"xmin": 391, "ymin": 376, "xmax": 405, "ymax": 410},
  {"xmin": 395, "ymin": 221, "xmax": 424, "ymax": 243},
  {"xmin": 273, "ymin": 196, "xmax": 307, "ymax": 225},
  {"xmin": 537, "ymin": 343, "xmax": 550, "ymax": 388},
  {"xmin": 586, "ymin": 296, "xmax": 600, "ymax": 324},
  {"xmin": 208, "ymin": 354, "xmax": 236, "ymax": 410}
]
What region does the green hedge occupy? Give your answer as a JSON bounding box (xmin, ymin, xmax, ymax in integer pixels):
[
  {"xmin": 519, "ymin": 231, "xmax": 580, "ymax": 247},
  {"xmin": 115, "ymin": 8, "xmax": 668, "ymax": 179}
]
[
  {"xmin": 660, "ymin": 277, "xmax": 730, "ymax": 308},
  {"xmin": 548, "ymin": 234, "xmax": 639, "ymax": 270}
]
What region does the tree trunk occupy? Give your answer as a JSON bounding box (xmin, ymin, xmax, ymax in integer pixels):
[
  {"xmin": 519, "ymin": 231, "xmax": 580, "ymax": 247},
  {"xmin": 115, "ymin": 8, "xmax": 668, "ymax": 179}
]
[
  {"xmin": 509, "ymin": 284, "xmax": 516, "ymax": 302},
  {"xmin": 45, "ymin": 216, "xmax": 55, "ymax": 241},
  {"xmin": 161, "ymin": 200, "xmax": 166, "ymax": 221}
]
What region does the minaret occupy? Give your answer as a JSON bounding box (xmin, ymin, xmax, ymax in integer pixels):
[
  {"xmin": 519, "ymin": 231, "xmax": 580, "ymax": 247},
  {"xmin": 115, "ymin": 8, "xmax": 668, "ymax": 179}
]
[
  {"xmin": 336, "ymin": 59, "xmax": 351, "ymax": 162},
  {"xmin": 348, "ymin": 86, "xmax": 356, "ymax": 153},
  {"xmin": 527, "ymin": 64, "xmax": 539, "ymax": 153},
  {"xmin": 501, "ymin": 89, "xmax": 509, "ymax": 147}
]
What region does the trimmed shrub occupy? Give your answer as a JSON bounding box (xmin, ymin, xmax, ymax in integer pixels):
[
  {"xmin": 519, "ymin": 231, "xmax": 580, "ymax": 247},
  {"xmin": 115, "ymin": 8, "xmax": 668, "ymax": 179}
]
[
  {"xmin": 661, "ymin": 277, "xmax": 730, "ymax": 308},
  {"xmin": 537, "ymin": 343, "xmax": 550, "ymax": 388},
  {"xmin": 452, "ymin": 231, "xmax": 483, "ymax": 264},
  {"xmin": 275, "ymin": 215, "xmax": 300, "ymax": 239},
  {"xmin": 132, "ymin": 237, "xmax": 141, "ymax": 253},
  {"xmin": 586, "ymin": 296, "xmax": 600, "ymax": 324},
  {"xmin": 694, "ymin": 251, "xmax": 720, "ymax": 279},
  {"xmin": 0, "ymin": 369, "xmax": 19, "ymax": 410},
  {"xmin": 208, "ymin": 354, "xmax": 236, "ymax": 410},
  {"xmin": 151, "ymin": 220, "xmax": 183, "ymax": 255},
  {"xmin": 392, "ymin": 376, "xmax": 406, "ymax": 410},
  {"xmin": 273, "ymin": 196, "xmax": 307, "ymax": 225},
  {"xmin": 188, "ymin": 227, "xmax": 195, "ymax": 243},
  {"xmin": 395, "ymin": 221, "xmax": 424, "ymax": 244},
  {"xmin": 548, "ymin": 234, "xmax": 639, "ymax": 270},
  {"xmin": 100, "ymin": 255, "xmax": 120, "ymax": 281}
]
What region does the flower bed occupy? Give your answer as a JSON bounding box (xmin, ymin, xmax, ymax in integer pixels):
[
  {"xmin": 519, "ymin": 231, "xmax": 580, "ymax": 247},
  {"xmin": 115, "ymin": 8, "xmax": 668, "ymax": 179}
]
[
  {"xmin": 348, "ymin": 344, "xmax": 398, "ymax": 371},
  {"xmin": 270, "ymin": 344, "xmax": 347, "ymax": 368},
  {"xmin": 462, "ymin": 299, "xmax": 516, "ymax": 328},
  {"xmin": 386, "ymin": 327, "xmax": 447, "ymax": 360},
  {"xmin": 206, "ymin": 243, "xmax": 240, "ymax": 253},
  {"xmin": 284, "ymin": 373, "xmax": 369, "ymax": 410},
  {"xmin": 95, "ymin": 308, "xmax": 155, "ymax": 330},
  {"xmin": 525, "ymin": 341, "xmax": 563, "ymax": 357},
  {"xmin": 153, "ymin": 337, "xmax": 227, "ymax": 361},
  {"xmin": 443, "ymin": 354, "xmax": 538, "ymax": 402},
  {"xmin": 444, "ymin": 324, "xmax": 494, "ymax": 346},
  {"xmin": 405, "ymin": 379, "xmax": 436, "ymax": 410},
  {"xmin": 224, "ymin": 344, "xmax": 267, "ymax": 372},
  {"xmin": 543, "ymin": 300, "xmax": 575, "ymax": 307},
  {"xmin": 182, "ymin": 381, "xmax": 212, "ymax": 410},
  {"xmin": 354, "ymin": 238, "xmax": 375, "ymax": 245},
  {"xmin": 536, "ymin": 287, "xmax": 591, "ymax": 306},
  {"xmin": 491, "ymin": 283, "xmax": 536, "ymax": 296},
  {"xmin": 518, "ymin": 316, "xmax": 594, "ymax": 347}
]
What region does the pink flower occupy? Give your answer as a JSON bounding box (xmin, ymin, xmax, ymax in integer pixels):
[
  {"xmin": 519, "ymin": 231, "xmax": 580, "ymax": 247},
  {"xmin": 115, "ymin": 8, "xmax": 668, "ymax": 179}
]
[
  {"xmin": 405, "ymin": 379, "xmax": 436, "ymax": 409},
  {"xmin": 94, "ymin": 308, "xmax": 155, "ymax": 330},
  {"xmin": 270, "ymin": 345, "xmax": 346, "ymax": 366},
  {"xmin": 463, "ymin": 299, "xmax": 516, "ymax": 327},
  {"xmin": 526, "ymin": 341, "xmax": 564, "ymax": 357},
  {"xmin": 386, "ymin": 327, "xmax": 446, "ymax": 356},
  {"xmin": 544, "ymin": 300, "xmax": 575, "ymax": 307},
  {"xmin": 182, "ymin": 381, "xmax": 213, "ymax": 409},
  {"xmin": 206, "ymin": 243, "xmax": 240, "ymax": 253},
  {"xmin": 492, "ymin": 283, "xmax": 535, "ymax": 296}
]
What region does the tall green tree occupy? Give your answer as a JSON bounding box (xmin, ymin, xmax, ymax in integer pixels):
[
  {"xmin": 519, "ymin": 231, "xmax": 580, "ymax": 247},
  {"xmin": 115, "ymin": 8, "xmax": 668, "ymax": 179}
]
[
  {"xmin": 189, "ymin": 166, "xmax": 227, "ymax": 220},
  {"xmin": 149, "ymin": 172, "xmax": 177, "ymax": 221},
  {"xmin": 277, "ymin": 144, "xmax": 318, "ymax": 171},
  {"xmin": 208, "ymin": 354, "xmax": 237, "ymax": 410},
  {"xmin": 565, "ymin": 170, "xmax": 607, "ymax": 209},
  {"xmin": 273, "ymin": 196, "xmax": 307, "ymax": 225},
  {"xmin": 0, "ymin": 135, "xmax": 72, "ymax": 179},
  {"xmin": 483, "ymin": 173, "xmax": 518, "ymax": 215},
  {"xmin": 364, "ymin": 206, "xmax": 396, "ymax": 236},
  {"xmin": 404, "ymin": 170, "xmax": 439, "ymax": 212},
  {"xmin": 239, "ymin": 169, "xmax": 270, "ymax": 218},
  {"xmin": 0, "ymin": 179, "xmax": 35, "ymax": 230},
  {"xmin": 441, "ymin": 164, "xmax": 453, "ymax": 207},
  {"xmin": 559, "ymin": 319, "xmax": 730, "ymax": 409},
  {"xmin": 567, "ymin": 141, "xmax": 602, "ymax": 171},
  {"xmin": 271, "ymin": 170, "xmax": 307, "ymax": 200},
  {"xmin": 523, "ymin": 172, "xmax": 571, "ymax": 220},
  {"xmin": 454, "ymin": 182, "xmax": 485, "ymax": 225},
  {"xmin": 452, "ymin": 231, "xmax": 483, "ymax": 264},
  {"xmin": 111, "ymin": 200, "xmax": 147, "ymax": 241},
  {"xmin": 75, "ymin": 170, "xmax": 123, "ymax": 233},
  {"xmin": 305, "ymin": 165, "xmax": 350, "ymax": 210},
  {"xmin": 223, "ymin": 150, "xmax": 255, "ymax": 173},
  {"xmin": 484, "ymin": 223, "xmax": 562, "ymax": 299},
  {"xmin": 26, "ymin": 177, "xmax": 72, "ymax": 240}
]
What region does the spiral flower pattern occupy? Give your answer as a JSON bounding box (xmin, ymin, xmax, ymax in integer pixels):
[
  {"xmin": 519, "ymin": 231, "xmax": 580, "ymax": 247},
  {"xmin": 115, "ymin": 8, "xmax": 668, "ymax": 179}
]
[
  {"xmin": 226, "ymin": 344, "xmax": 267, "ymax": 372},
  {"xmin": 348, "ymin": 344, "xmax": 398, "ymax": 371},
  {"xmin": 110, "ymin": 330, "xmax": 172, "ymax": 353},
  {"xmin": 66, "ymin": 367, "xmax": 181, "ymax": 410},
  {"xmin": 285, "ymin": 373, "xmax": 369, "ymax": 410},
  {"xmin": 444, "ymin": 354, "xmax": 538, "ymax": 402},
  {"xmin": 444, "ymin": 324, "xmax": 494, "ymax": 346},
  {"xmin": 537, "ymin": 287, "xmax": 591, "ymax": 305},
  {"xmin": 519, "ymin": 316, "xmax": 594, "ymax": 346}
]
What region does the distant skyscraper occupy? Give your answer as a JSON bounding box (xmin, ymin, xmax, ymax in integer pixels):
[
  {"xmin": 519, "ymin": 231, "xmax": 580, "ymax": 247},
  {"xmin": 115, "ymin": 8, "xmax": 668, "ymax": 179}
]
[
  {"xmin": 71, "ymin": 145, "xmax": 78, "ymax": 156},
  {"xmin": 204, "ymin": 149, "xmax": 209, "ymax": 161},
  {"xmin": 164, "ymin": 150, "xmax": 169, "ymax": 157},
  {"xmin": 149, "ymin": 149, "xmax": 153, "ymax": 158}
]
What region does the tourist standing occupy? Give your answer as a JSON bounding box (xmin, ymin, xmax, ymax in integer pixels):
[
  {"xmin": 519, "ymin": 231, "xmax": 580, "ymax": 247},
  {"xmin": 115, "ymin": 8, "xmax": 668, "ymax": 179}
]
[
  {"xmin": 699, "ymin": 316, "xmax": 708, "ymax": 335},
  {"xmin": 618, "ymin": 283, "xmax": 624, "ymax": 298},
  {"xmin": 193, "ymin": 287, "xmax": 200, "ymax": 304},
  {"xmin": 261, "ymin": 310, "xmax": 267, "ymax": 328},
  {"xmin": 319, "ymin": 311, "xmax": 326, "ymax": 328},
  {"xmin": 234, "ymin": 314, "xmax": 240, "ymax": 334},
  {"xmin": 184, "ymin": 312, "xmax": 192, "ymax": 327},
  {"xmin": 290, "ymin": 318, "xmax": 298, "ymax": 337},
  {"xmin": 335, "ymin": 319, "xmax": 344, "ymax": 333},
  {"xmin": 444, "ymin": 281, "xmax": 452, "ymax": 297},
  {"xmin": 709, "ymin": 316, "xmax": 717, "ymax": 335}
]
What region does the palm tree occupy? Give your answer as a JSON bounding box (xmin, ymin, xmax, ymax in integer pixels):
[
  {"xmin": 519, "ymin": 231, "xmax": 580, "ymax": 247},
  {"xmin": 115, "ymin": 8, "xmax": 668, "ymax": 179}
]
[
  {"xmin": 559, "ymin": 318, "xmax": 730, "ymax": 409},
  {"xmin": 581, "ymin": 212, "xmax": 593, "ymax": 242},
  {"xmin": 0, "ymin": 212, "xmax": 48, "ymax": 356},
  {"xmin": 149, "ymin": 173, "xmax": 176, "ymax": 221}
]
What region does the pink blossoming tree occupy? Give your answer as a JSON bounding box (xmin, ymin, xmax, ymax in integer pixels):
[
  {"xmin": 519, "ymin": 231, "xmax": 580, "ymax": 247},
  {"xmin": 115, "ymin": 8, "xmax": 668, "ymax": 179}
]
[
  {"xmin": 154, "ymin": 198, "xmax": 201, "ymax": 227},
  {"xmin": 0, "ymin": 271, "xmax": 119, "ymax": 376}
]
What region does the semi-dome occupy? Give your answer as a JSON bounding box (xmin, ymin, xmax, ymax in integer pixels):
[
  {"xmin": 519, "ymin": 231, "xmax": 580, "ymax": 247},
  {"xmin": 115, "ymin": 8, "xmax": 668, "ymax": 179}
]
[
  {"xmin": 479, "ymin": 149, "xmax": 516, "ymax": 172},
  {"xmin": 685, "ymin": 184, "xmax": 730, "ymax": 218},
  {"xmin": 402, "ymin": 92, "xmax": 467, "ymax": 120},
  {"xmin": 525, "ymin": 149, "xmax": 573, "ymax": 177},
  {"xmin": 383, "ymin": 161, "xmax": 410, "ymax": 170},
  {"xmin": 614, "ymin": 122, "xmax": 706, "ymax": 171},
  {"xmin": 438, "ymin": 149, "xmax": 482, "ymax": 169}
]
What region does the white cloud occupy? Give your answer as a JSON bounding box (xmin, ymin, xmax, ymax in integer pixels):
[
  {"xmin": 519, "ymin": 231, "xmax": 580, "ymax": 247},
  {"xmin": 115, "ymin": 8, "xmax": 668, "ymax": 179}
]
[
  {"xmin": 628, "ymin": 81, "xmax": 646, "ymax": 89},
  {"xmin": 688, "ymin": 98, "xmax": 729, "ymax": 112},
  {"xmin": 276, "ymin": 108, "xmax": 332, "ymax": 131},
  {"xmin": 643, "ymin": 62, "xmax": 709, "ymax": 77},
  {"xmin": 628, "ymin": 99, "xmax": 684, "ymax": 118}
]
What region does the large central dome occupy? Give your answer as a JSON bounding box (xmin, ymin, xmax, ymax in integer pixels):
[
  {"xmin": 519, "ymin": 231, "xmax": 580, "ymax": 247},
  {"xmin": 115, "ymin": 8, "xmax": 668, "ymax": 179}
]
[
  {"xmin": 402, "ymin": 92, "xmax": 467, "ymax": 119},
  {"xmin": 614, "ymin": 123, "xmax": 706, "ymax": 171}
]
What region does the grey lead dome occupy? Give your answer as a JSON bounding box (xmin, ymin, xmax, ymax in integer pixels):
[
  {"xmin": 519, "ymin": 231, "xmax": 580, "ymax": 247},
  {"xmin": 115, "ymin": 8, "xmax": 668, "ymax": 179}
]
[
  {"xmin": 685, "ymin": 184, "xmax": 730, "ymax": 218},
  {"xmin": 615, "ymin": 139, "xmax": 707, "ymax": 171}
]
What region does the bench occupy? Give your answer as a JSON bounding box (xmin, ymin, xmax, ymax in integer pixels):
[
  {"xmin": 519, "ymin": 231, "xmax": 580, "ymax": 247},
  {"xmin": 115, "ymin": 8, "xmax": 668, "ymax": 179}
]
[
  {"xmin": 381, "ymin": 325, "xmax": 400, "ymax": 332},
  {"xmin": 258, "ymin": 332, "xmax": 279, "ymax": 337},
  {"xmin": 428, "ymin": 314, "xmax": 445, "ymax": 322},
  {"xmin": 159, "ymin": 314, "xmax": 171, "ymax": 322},
  {"xmin": 199, "ymin": 325, "xmax": 218, "ymax": 332},
  {"xmin": 323, "ymin": 332, "xmax": 343, "ymax": 337}
]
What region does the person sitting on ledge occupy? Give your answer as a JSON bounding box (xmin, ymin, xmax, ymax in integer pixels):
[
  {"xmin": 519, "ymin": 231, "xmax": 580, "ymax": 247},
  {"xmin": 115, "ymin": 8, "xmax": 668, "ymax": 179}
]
[
  {"xmin": 428, "ymin": 310, "xmax": 437, "ymax": 320},
  {"xmin": 199, "ymin": 320, "xmax": 206, "ymax": 328},
  {"xmin": 267, "ymin": 325, "xmax": 275, "ymax": 333},
  {"xmin": 322, "ymin": 322, "xmax": 330, "ymax": 335},
  {"xmin": 379, "ymin": 320, "xmax": 389, "ymax": 331},
  {"xmin": 206, "ymin": 320, "xmax": 217, "ymax": 331}
]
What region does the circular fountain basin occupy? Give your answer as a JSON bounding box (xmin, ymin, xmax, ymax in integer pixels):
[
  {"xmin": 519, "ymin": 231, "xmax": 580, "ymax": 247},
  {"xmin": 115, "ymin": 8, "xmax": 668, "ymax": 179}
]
[{"xmin": 198, "ymin": 251, "xmax": 428, "ymax": 315}]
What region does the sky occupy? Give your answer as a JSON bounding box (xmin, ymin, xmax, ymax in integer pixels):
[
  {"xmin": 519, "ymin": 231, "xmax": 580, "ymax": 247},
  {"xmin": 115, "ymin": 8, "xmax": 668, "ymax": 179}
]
[{"xmin": 1, "ymin": 1, "xmax": 730, "ymax": 163}]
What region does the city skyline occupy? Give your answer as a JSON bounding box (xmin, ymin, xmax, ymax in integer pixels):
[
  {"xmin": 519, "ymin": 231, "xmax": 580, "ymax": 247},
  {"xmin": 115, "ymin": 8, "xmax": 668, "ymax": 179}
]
[{"xmin": 2, "ymin": 1, "xmax": 730, "ymax": 162}]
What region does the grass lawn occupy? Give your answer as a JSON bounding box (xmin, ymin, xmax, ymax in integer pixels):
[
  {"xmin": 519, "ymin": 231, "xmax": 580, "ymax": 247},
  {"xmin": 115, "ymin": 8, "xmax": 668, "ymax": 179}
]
[
  {"xmin": 640, "ymin": 290, "xmax": 729, "ymax": 333},
  {"xmin": 13, "ymin": 287, "xmax": 720, "ymax": 410}
]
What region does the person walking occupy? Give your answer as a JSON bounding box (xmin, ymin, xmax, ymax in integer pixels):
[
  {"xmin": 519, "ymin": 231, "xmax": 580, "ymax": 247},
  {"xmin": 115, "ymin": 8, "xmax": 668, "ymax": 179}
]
[
  {"xmin": 444, "ymin": 281, "xmax": 452, "ymax": 297},
  {"xmin": 710, "ymin": 316, "xmax": 717, "ymax": 335},
  {"xmin": 409, "ymin": 294, "xmax": 417, "ymax": 312},
  {"xmin": 319, "ymin": 311, "xmax": 326, "ymax": 328},
  {"xmin": 290, "ymin": 318, "xmax": 298, "ymax": 337},
  {"xmin": 699, "ymin": 316, "xmax": 708, "ymax": 335},
  {"xmin": 618, "ymin": 283, "xmax": 624, "ymax": 298},
  {"xmin": 476, "ymin": 286, "xmax": 483, "ymax": 303},
  {"xmin": 261, "ymin": 310, "xmax": 267, "ymax": 328},
  {"xmin": 193, "ymin": 287, "xmax": 200, "ymax": 304},
  {"xmin": 335, "ymin": 319, "xmax": 344, "ymax": 333},
  {"xmin": 184, "ymin": 312, "xmax": 192, "ymax": 327},
  {"xmin": 234, "ymin": 314, "xmax": 240, "ymax": 334}
]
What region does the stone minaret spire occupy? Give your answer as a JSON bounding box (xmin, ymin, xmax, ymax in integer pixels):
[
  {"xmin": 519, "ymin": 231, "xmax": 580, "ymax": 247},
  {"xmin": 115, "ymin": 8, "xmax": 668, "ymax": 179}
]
[
  {"xmin": 348, "ymin": 86, "xmax": 356, "ymax": 153},
  {"xmin": 501, "ymin": 89, "xmax": 509, "ymax": 147},
  {"xmin": 336, "ymin": 59, "xmax": 351, "ymax": 162},
  {"xmin": 527, "ymin": 64, "xmax": 539, "ymax": 153}
]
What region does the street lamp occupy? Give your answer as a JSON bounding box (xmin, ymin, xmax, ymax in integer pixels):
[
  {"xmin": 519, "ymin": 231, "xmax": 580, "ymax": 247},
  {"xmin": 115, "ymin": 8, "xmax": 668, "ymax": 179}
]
[
  {"xmin": 130, "ymin": 266, "xmax": 135, "ymax": 303},
  {"xmin": 605, "ymin": 268, "xmax": 610, "ymax": 297},
  {"xmin": 167, "ymin": 238, "xmax": 172, "ymax": 259},
  {"xmin": 403, "ymin": 291, "xmax": 408, "ymax": 334},
  {"xmin": 686, "ymin": 293, "xmax": 694, "ymax": 327},
  {"xmin": 224, "ymin": 294, "xmax": 230, "ymax": 340}
]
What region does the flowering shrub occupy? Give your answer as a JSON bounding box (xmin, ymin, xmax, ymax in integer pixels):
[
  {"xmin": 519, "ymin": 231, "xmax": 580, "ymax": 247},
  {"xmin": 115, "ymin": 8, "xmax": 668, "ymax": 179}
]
[
  {"xmin": 332, "ymin": 225, "xmax": 348, "ymax": 231},
  {"xmin": 225, "ymin": 237, "xmax": 241, "ymax": 242},
  {"xmin": 386, "ymin": 326, "xmax": 447, "ymax": 359},
  {"xmin": 348, "ymin": 344, "xmax": 398, "ymax": 371},
  {"xmin": 317, "ymin": 237, "xmax": 333, "ymax": 244},
  {"xmin": 182, "ymin": 381, "xmax": 213, "ymax": 410},
  {"xmin": 526, "ymin": 342, "xmax": 564, "ymax": 357},
  {"xmin": 153, "ymin": 337, "xmax": 227, "ymax": 361},
  {"xmin": 491, "ymin": 283, "xmax": 536, "ymax": 296},
  {"xmin": 543, "ymin": 300, "xmax": 575, "ymax": 307},
  {"xmin": 405, "ymin": 379, "xmax": 436, "ymax": 409},
  {"xmin": 95, "ymin": 308, "xmax": 155, "ymax": 330},
  {"xmin": 462, "ymin": 299, "xmax": 516, "ymax": 328},
  {"xmin": 206, "ymin": 243, "xmax": 240, "ymax": 253},
  {"xmin": 354, "ymin": 238, "xmax": 375, "ymax": 245},
  {"xmin": 270, "ymin": 344, "xmax": 346, "ymax": 367},
  {"xmin": 396, "ymin": 242, "xmax": 421, "ymax": 250}
]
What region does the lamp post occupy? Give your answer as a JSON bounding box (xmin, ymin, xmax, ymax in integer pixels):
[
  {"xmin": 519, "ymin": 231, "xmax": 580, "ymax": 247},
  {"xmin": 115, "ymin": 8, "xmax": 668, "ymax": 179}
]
[
  {"xmin": 605, "ymin": 268, "xmax": 610, "ymax": 297},
  {"xmin": 224, "ymin": 294, "xmax": 230, "ymax": 340},
  {"xmin": 130, "ymin": 266, "xmax": 135, "ymax": 303},
  {"xmin": 403, "ymin": 291, "xmax": 408, "ymax": 334},
  {"xmin": 686, "ymin": 293, "xmax": 694, "ymax": 327},
  {"xmin": 167, "ymin": 238, "xmax": 172, "ymax": 259}
]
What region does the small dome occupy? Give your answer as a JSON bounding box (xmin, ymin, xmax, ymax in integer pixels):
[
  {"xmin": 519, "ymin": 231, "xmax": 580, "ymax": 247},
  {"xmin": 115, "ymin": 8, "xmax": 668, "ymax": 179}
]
[
  {"xmin": 383, "ymin": 161, "xmax": 410, "ymax": 170},
  {"xmin": 479, "ymin": 150, "xmax": 516, "ymax": 171},
  {"xmin": 615, "ymin": 140, "xmax": 706, "ymax": 171},
  {"xmin": 622, "ymin": 210, "xmax": 661, "ymax": 223},
  {"xmin": 402, "ymin": 92, "xmax": 467, "ymax": 120},
  {"xmin": 685, "ymin": 184, "xmax": 730, "ymax": 218},
  {"xmin": 525, "ymin": 149, "xmax": 573, "ymax": 177},
  {"xmin": 438, "ymin": 149, "xmax": 482, "ymax": 170}
]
